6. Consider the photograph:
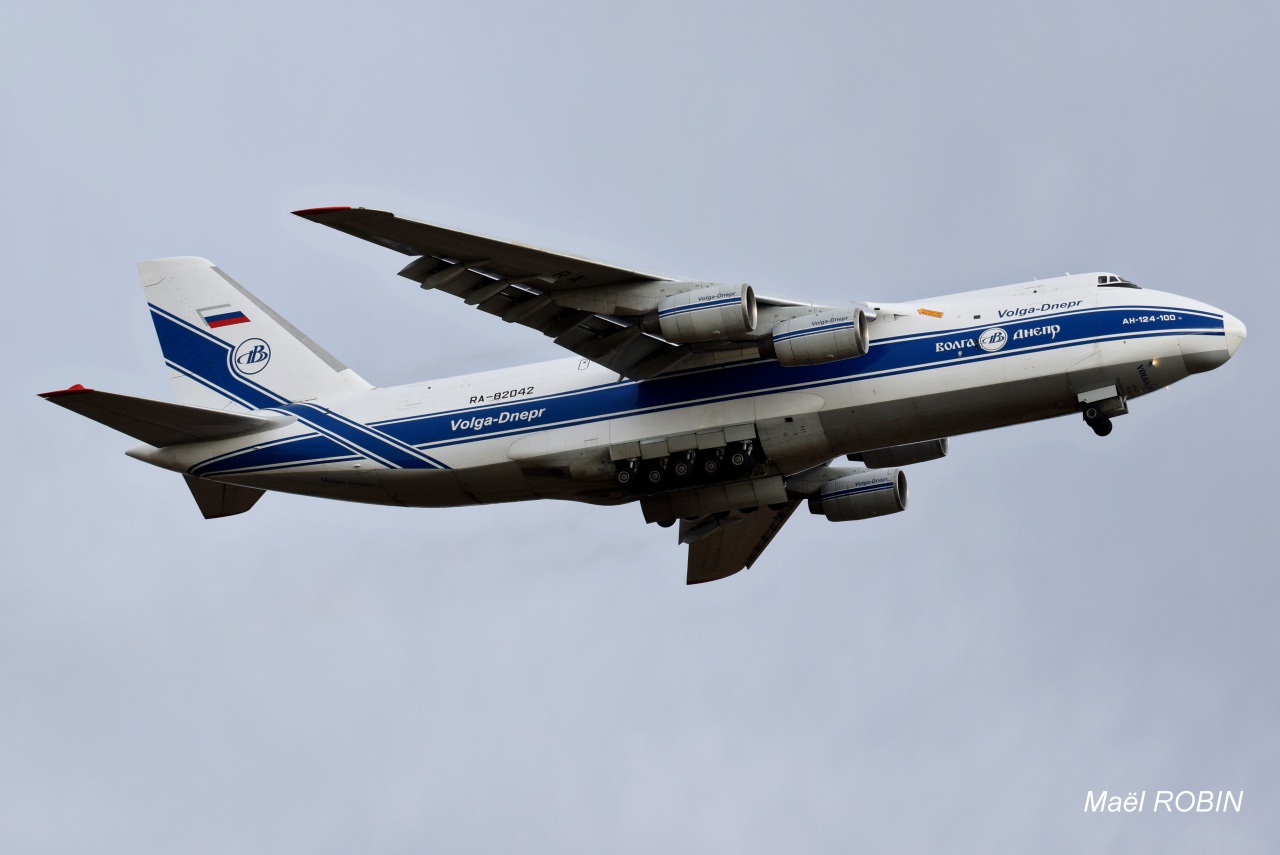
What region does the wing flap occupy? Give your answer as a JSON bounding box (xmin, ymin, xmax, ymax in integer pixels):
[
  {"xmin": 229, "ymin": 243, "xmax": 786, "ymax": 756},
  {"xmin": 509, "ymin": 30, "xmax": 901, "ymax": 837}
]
[
  {"xmin": 40, "ymin": 386, "xmax": 277, "ymax": 447},
  {"xmin": 682, "ymin": 501, "xmax": 801, "ymax": 585}
]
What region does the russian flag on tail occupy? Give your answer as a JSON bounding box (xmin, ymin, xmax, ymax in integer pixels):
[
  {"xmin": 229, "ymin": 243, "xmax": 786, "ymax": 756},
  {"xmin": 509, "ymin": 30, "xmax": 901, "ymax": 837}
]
[{"xmin": 198, "ymin": 304, "xmax": 250, "ymax": 329}]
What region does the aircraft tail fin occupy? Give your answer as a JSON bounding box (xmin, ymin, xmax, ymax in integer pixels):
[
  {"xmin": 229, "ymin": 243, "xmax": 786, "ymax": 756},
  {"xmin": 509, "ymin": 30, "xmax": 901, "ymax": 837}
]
[
  {"xmin": 39, "ymin": 385, "xmax": 280, "ymax": 447},
  {"xmin": 139, "ymin": 257, "xmax": 372, "ymax": 411}
]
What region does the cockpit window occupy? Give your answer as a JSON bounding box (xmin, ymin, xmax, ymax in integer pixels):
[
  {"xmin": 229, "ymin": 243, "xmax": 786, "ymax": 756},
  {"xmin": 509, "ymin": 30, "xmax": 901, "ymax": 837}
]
[{"xmin": 1097, "ymin": 274, "xmax": 1140, "ymax": 289}]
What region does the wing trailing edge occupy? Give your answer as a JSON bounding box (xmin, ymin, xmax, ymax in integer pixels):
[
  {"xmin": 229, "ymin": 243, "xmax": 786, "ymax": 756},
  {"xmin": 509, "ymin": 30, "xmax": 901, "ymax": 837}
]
[{"xmin": 681, "ymin": 500, "xmax": 801, "ymax": 585}]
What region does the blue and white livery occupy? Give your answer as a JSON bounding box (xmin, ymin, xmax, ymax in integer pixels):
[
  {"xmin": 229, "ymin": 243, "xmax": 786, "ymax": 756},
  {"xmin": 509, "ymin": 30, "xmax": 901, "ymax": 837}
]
[{"xmin": 42, "ymin": 208, "xmax": 1247, "ymax": 583}]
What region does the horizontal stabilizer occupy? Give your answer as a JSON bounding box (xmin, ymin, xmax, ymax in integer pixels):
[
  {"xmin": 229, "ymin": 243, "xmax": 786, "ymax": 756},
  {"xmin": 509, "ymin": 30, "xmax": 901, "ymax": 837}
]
[
  {"xmin": 39, "ymin": 385, "xmax": 278, "ymax": 447},
  {"xmin": 183, "ymin": 475, "xmax": 264, "ymax": 519}
]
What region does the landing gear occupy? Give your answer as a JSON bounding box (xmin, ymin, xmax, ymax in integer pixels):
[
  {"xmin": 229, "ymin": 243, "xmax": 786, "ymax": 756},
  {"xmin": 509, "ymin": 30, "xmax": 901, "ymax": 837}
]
[
  {"xmin": 726, "ymin": 440, "xmax": 753, "ymax": 471},
  {"xmin": 614, "ymin": 436, "xmax": 764, "ymax": 495},
  {"xmin": 698, "ymin": 449, "xmax": 721, "ymax": 476},
  {"xmin": 1078, "ymin": 390, "xmax": 1128, "ymax": 438},
  {"xmin": 670, "ymin": 452, "xmax": 695, "ymax": 479},
  {"xmin": 1082, "ymin": 405, "xmax": 1113, "ymax": 437}
]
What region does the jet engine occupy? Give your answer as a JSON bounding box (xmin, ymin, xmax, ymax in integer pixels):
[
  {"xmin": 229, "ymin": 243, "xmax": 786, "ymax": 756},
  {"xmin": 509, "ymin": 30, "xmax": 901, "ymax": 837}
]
[
  {"xmin": 767, "ymin": 308, "xmax": 869, "ymax": 367},
  {"xmin": 807, "ymin": 468, "xmax": 907, "ymax": 521},
  {"xmin": 646, "ymin": 284, "xmax": 757, "ymax": 343}
]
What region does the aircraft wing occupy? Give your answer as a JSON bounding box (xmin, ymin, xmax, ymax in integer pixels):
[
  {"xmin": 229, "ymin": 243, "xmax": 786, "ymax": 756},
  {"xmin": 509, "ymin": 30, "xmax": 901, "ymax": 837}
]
[
  {"xmin": 295, "ymin": 206, "xmax": 812, "ymax": 379},
  {"xmin": 681, "ymin": 500, "xmax": 802, "ymax": 585},
  {"xmin": 294, "ymin": 206, "xmax": 668, "ymax": 287}
]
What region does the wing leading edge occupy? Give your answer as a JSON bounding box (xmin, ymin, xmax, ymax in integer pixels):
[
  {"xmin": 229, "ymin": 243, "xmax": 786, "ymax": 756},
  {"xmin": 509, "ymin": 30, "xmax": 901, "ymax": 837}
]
[
  {"xmin": 294, "ymin": 207, "xmax": 825, "ymax": 379},
  {"xmin": 295, "ymin": 206, "xmax": 692, "ymax": 378}
]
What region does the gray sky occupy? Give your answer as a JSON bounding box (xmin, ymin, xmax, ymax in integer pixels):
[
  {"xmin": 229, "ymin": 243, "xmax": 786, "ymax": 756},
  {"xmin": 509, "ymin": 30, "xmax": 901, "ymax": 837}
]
[{"xmin": 3, "ymin": 1, "xmax": 1277, "ymax": 851}]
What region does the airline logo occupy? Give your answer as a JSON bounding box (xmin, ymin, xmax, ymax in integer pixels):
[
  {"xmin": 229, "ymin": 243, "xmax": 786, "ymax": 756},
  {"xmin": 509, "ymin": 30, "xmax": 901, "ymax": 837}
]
[
  {"xmin": 199, "ymin": 304, "xmax": 250, "ymax": 328},
  {"xmin": 978, "ymin": 327, "xmax": 1008, "ymax": 352},
  {"xmin": 938, "ymin": 323, "xmax": 1060, "ymax": 355},
  {"xmin": 232, "ymin": 338, "xmax": 271, "ymax": 375}
]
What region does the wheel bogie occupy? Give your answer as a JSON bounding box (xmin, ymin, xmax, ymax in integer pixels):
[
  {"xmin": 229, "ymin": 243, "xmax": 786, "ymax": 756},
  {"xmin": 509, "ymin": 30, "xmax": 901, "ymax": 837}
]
[
  {"xmin": 1082, "ymin": 406, "xmax": 1115, "ymax": 438},
  {"xmin": 613, "ymin": 437, "xmax": 764, "ymax": 497}
]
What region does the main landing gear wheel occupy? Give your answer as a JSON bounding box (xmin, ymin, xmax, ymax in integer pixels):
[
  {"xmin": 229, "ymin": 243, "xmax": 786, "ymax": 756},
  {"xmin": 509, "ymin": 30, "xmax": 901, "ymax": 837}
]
[
  {"xmin": 1082, "ymin": 406, "xmax": 1112, "ymax": 437},
  {"xmin": 615, "ymin": 467, "xmax": 634, "ymax": 486},
  {"xmin": 671, "ymin": 456, "xmax": 693, "ymax": 479}
]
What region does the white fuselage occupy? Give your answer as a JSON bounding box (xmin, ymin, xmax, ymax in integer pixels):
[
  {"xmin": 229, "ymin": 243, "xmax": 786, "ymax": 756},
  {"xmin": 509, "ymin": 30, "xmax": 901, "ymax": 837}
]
[{"xmin": 130, "ymin": 274, "xmax": 1244, "ymax": 508}]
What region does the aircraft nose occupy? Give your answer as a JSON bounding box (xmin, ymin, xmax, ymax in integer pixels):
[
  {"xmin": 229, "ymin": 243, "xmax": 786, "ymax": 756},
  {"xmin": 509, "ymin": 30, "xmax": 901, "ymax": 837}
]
[{"xmin": 1223, "ymin": 311, "xmax": 1247, "ymax": 358}]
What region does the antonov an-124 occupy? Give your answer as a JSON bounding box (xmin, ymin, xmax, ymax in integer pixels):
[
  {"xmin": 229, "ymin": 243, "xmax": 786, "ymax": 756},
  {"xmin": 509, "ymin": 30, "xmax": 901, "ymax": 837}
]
[{"xmin": 42, "ymin": 208, "xmax": 1247, "ymax": 583}]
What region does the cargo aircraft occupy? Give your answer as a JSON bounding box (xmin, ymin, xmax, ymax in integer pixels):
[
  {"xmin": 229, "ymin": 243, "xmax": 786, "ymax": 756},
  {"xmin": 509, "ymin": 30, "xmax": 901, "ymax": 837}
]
[{"xmin": 42, "ymin": 207, "xmax": 1247, "ymax": 583}]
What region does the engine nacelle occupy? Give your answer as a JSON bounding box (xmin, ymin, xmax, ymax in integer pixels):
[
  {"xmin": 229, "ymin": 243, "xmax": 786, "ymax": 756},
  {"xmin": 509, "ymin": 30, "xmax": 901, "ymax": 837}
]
[
  {"xmin": 807, "ymin": 468, "xmax": 907, "ymax": 522},
  {"xmin": 769, "ymin": 307, "xmax": 869, "ymax": 366},
  {"xmin": 849, "ymin": 438, "xmax": 948, "ymax": 468},
  {"xmin": 650, "ymin": 284, "xmax": 757, "ymax": 343}
]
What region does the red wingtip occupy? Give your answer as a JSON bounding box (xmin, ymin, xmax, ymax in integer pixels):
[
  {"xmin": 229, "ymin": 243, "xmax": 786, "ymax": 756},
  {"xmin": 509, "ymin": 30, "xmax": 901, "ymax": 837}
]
[
  {"xmin": 40, "ymin": 383, "xmax": 92, "ymax": 398},
  {"xmin": 292, "ymin": 206, "xmax": 352, "ymax": 216}
]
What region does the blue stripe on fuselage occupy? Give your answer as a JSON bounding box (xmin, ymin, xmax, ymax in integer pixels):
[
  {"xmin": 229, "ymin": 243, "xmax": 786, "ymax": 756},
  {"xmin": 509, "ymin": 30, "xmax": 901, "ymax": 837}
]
[
  {"xmin": 193, "ymin": 304, "xmax": 1222, "ymax": 477},
  {"xmin": 273, "ymin": 403, "xmax": 446, "ymax": 470},
  {"xmin": 190, "ymin": 433, "xmax": 359, "ymax": 477},
  {"xmin": 370, "ymin": 305, "xmax": 1223, "ymax": 451},
  {"xmin": 190, "ymin": 404, "xmax": 448, "ymax": 477}
]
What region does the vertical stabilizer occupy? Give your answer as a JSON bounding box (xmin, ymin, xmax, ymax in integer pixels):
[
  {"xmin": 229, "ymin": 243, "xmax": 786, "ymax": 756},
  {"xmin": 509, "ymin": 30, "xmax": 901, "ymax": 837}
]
[{"xmin": 139, "ymin": 257, "xmax": 372, "ymax": 411}]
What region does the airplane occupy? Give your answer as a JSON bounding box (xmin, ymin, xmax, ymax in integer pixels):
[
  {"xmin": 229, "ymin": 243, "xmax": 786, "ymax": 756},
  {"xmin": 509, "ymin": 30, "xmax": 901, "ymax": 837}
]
[{"xmin": 41, "ymin": 207, "xmax": 1247, "ymax": 583}]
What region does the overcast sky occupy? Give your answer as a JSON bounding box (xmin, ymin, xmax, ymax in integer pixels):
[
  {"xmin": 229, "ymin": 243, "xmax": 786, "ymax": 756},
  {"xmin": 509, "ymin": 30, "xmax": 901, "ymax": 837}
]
[{"xmin": 3, "ymin": 1, "xmax": 1277, "ymax": 852}]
